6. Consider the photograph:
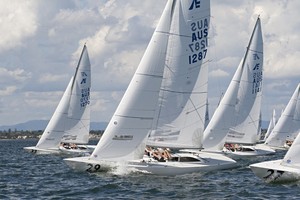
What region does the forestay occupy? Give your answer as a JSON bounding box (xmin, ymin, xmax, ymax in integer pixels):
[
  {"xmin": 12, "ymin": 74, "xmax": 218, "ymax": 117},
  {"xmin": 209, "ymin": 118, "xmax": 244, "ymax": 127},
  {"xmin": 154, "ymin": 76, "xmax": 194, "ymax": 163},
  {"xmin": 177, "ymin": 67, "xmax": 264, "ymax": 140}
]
[
  {"xmin": 203, "ymin": 17, "xmax": 263, "ymax": 150},
  {"xmin": 147, "ymin": 0, "xmax": 210, "ymax": 149}
]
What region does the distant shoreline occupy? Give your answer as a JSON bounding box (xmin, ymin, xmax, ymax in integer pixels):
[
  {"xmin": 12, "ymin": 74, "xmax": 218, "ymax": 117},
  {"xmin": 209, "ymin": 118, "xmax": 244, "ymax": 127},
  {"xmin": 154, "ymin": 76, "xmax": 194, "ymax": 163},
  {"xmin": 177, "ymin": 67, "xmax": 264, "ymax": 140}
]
[{"xmin": 0, "ymin": 130, "xmax": 104, "ymax": 140}]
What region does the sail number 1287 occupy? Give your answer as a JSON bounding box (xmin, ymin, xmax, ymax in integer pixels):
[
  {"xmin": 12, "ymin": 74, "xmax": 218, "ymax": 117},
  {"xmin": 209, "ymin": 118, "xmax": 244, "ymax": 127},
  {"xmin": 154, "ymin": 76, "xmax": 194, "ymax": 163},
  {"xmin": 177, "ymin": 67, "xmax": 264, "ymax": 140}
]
[{"xmin": 188, "ymin": 49, "xmax": 207, "ymax": 64}]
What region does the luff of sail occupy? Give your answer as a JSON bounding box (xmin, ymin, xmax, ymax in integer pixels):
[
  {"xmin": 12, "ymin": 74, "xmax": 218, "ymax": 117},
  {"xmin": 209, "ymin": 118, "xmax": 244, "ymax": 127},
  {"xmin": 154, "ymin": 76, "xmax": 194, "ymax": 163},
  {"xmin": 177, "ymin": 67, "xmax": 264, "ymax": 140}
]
[
  {"xmin": 202, "ymin": 17, "xmax": 263, "ymax": 151},
  {"xmin": 89, "ymin": 0, "xmax": 174, "ymax": 161},
  {"xmin": 146, "ymin": 0, "xmax": 210, "ymax": 149},
  {"xmin": 265, "ymin": 83, "xmax": 300, "ymax": 148}
]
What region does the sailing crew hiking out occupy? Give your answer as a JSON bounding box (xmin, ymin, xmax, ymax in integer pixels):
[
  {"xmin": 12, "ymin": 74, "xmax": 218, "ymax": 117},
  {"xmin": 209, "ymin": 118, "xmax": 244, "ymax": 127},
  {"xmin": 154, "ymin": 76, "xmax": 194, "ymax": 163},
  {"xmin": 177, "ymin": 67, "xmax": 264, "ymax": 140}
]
[{"xmin": 144, "ymin": 146, "xmax": 172, "ymax": 162}]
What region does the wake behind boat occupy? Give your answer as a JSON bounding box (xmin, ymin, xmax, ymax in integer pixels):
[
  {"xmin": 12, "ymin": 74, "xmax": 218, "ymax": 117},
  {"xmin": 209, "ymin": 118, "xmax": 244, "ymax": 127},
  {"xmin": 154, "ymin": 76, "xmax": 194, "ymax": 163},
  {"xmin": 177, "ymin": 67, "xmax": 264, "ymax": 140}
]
[
  {"xmin": 65, "ymin": 0, "xmax": 237, "ymax": 175},
  {"xmin": 24, "ymin": 45, "xmax": 92, "ymax": 156}
]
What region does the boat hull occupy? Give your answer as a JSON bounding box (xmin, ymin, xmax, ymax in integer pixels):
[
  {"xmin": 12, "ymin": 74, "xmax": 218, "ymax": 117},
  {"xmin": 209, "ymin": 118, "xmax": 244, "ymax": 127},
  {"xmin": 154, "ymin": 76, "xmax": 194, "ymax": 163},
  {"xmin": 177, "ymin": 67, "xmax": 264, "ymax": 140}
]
[
  {"xmin": 59, "ymin": 146, "xmax": 92, "ymax": 157},
  {"xmin": 224, "ymin": 144, "xmax": 275, "ymax": 158},
  {"xmin": 250, "ymin": 159, "xmax": 300, "ymax": 183},
  {"xmin": 64, "ymin": 152, "xmax": 237, "ymax": 176},
  {"xmin": 64, "ymin": 156, "xmax": 118, "ymax": 173},
  {"xmin": 23, "ymin": 146, "xmax": 60, "ymax": 155}
]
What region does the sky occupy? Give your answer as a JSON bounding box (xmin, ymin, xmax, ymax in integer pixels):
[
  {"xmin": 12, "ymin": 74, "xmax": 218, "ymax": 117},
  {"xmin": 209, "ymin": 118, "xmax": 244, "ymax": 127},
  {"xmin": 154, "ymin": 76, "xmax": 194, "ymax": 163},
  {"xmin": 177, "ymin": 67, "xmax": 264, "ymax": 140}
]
[{"xmin": 0, "ymin": 0, "xmax": 299, "ymax": 126}]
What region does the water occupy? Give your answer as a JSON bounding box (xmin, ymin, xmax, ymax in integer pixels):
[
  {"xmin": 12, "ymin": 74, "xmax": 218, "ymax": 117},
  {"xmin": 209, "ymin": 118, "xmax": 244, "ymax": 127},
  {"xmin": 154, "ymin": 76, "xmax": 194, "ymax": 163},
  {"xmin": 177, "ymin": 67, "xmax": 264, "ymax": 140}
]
[{"xmin": 1, "ymin": 139, "xmax": 299, "ymax": 199}]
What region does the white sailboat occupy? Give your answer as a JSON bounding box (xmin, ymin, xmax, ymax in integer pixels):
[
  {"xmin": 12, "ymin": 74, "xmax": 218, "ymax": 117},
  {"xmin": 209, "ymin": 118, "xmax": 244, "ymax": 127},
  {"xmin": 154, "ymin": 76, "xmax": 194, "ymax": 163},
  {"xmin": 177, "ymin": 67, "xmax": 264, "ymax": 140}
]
[
  {"xmin": 202, "ymin": 17, "xmax": 275, "ymax": 157},
  {"xmin": 250, "ymin": 129, "xmax": 300, "ymax": 183},
  {"xmin": 24, "ymin": 45, "xmax": 92, "ymax": 156},
  {"xmin": 264, "ymin": 84, "xmax": 300, "ymax": 149},
  {"xmin": 262, "ymin": 109, "xmax": 277, "ymax": 142},
  {"xmin": 64, "ymin": 0, "xmax": 236, "ymax": 175}
]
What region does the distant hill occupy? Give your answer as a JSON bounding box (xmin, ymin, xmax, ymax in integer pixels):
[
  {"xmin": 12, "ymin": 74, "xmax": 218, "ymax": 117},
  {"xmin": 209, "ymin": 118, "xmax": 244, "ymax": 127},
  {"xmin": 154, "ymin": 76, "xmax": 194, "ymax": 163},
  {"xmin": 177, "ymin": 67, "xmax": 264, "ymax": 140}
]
[{"xmin": 0, "ymin": 120, "xmax": 108, "ymax": 131}]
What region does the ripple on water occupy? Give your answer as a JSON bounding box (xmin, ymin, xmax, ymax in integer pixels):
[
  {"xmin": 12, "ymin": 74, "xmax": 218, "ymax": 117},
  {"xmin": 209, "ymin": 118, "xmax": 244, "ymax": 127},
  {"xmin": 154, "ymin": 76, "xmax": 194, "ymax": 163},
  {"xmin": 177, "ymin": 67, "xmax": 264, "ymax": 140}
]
[{"xmin": 1, "ymin": 140, "xmax": 300, "ymax": 199}]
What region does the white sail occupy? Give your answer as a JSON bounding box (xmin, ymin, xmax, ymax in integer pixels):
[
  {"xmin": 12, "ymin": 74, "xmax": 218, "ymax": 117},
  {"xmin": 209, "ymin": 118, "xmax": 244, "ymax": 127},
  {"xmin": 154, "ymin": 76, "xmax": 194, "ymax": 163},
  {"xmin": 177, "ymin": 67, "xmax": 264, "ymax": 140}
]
[
  {"xmin": 265, "ymin": 84, "xmax": 300, "ymax": 148},
  {"xmin": 36, "ymin": 45, "xmax": 91, "ymax": 149},
  {"xmin": 263, "ymin": 109, "xmax": 276, "ymax": 141},
  {"xmin": 203, "ymin": 17, "xmax": 263, "ymax": 151},
  {"xmin": 146, "ymin": 0, "xmax": 210, "ymax": 149},
  {"xmin": 36, "ymin": 78, "xmax": 74, "ymax": 149},
  {"xmin": 61, "ymin": 45, "xmax": 91, "ymax": 144},
  {"xmin": 282, "ymin": 130, "xmax": 300, "ymax": 166},
  {"xmin": 90, "ymin": 0, "xmax": 174, "ymax": 161},
  {"xmin": 202, "ymin": 59, "xmax": 244, "ymax": 151}
]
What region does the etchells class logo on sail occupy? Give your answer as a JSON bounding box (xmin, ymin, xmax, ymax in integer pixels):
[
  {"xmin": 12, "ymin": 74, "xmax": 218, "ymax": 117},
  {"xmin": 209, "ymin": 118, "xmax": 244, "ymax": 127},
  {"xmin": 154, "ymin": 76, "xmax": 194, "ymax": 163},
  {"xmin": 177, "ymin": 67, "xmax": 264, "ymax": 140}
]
[
  {"xmin": 189, "ymin": 0, "xmax": 201, "ymax": 10},
  {"xmin": 252, "ymin": 53, "xmax": 262, "ymax": 94}
]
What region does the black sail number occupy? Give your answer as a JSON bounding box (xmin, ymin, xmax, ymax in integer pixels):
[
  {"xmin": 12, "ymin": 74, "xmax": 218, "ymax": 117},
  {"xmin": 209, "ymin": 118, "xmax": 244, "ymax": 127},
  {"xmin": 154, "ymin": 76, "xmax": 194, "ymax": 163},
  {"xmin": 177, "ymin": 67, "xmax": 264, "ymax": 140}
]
[
  {"xmin": 86, "ymin": 164, "xmax": 101, "ymax": 172},
  {"xmin": 263, "ymin": 169, "xmax": 284, "ymax": 181}
]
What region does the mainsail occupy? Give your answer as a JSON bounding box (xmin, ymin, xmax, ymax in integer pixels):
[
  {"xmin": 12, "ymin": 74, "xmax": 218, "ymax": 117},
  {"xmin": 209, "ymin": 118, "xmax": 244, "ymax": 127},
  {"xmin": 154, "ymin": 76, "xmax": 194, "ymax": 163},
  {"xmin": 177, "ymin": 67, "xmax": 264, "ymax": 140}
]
[
  {"xmin": 146, "ymin": 0, "xmax": 210, "ymax": 149},
  {"xmin": 203, "ymin": 17, "xmax": 263, "ymax": 151}
]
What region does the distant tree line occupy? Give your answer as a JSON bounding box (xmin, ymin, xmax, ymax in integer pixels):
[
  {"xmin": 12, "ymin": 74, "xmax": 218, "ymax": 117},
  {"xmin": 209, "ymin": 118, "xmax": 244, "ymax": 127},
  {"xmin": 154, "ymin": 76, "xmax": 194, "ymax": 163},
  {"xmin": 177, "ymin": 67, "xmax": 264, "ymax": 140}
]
[{"xmin": 0, "ymin": 129, "xmax": 104, "ymax": 140}]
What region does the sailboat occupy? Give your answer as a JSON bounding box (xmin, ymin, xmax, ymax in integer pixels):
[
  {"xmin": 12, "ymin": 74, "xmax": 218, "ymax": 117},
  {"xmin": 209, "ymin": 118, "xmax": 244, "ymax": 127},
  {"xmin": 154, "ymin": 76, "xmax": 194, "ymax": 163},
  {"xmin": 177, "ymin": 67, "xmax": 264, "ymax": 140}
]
[
  {"xmin": 264, "ymin": 84, "xmax": 300, "ymax": 149},
  {"xmin": 202, "ymin": 17, "xmax": 275, "ymax": 157},
  {"xmin": 262, "ymin": 109, "xmax": 277, "ymax": 142},
  {"xmin": 250, "ymin": 129, "xmax": 300, "ymax": 183},
  {"xmin": 64, "ymin": 0, "xmax": 236, "ymax": 175},
  {"xmin": 24, "ymin": 45, "xmax": 92, "ymax": 156}
]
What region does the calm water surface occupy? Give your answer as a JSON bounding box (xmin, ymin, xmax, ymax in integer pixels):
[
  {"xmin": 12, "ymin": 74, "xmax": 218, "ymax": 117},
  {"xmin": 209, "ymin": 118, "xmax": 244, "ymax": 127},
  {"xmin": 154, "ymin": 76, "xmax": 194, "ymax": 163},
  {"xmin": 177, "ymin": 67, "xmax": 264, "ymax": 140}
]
[{"xmin": 1, "ymin": 139, "xmax": 299, "ymax": 199}]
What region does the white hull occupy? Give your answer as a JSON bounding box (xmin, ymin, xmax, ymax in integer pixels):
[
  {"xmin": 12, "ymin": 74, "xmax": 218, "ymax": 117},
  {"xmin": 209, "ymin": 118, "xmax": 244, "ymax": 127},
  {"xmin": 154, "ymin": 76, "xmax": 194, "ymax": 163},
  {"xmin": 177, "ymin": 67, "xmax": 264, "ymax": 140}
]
[
  {"xmin": 223, "ymin": 144, "xmax": 275, "ymax": 158},
  {"xmin": 250, "ymin": 159, "xmax": 300, "ymax": 183},
  {"xmin": 59, "ymin": 146, "xmax": 92, "ymax": 157},
  {"xmin": 64, "ymin": 156, "xmax": 121, "ymax": 173},
  {"xmin": 64, "ymin": 152, "xmax": 237, "ymax": 176},
  {"xmin": 23, "ymin": 146, "xmax": 60, "ymax": 155}
]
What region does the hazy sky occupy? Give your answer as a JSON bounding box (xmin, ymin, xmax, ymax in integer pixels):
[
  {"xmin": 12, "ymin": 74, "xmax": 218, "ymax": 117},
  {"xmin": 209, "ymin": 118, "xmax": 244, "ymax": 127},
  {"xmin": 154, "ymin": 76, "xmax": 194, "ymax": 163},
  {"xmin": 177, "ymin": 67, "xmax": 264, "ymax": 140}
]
[{"xmin": 0, "ymin": 0, "xmax": 299, "ymax": 126}]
